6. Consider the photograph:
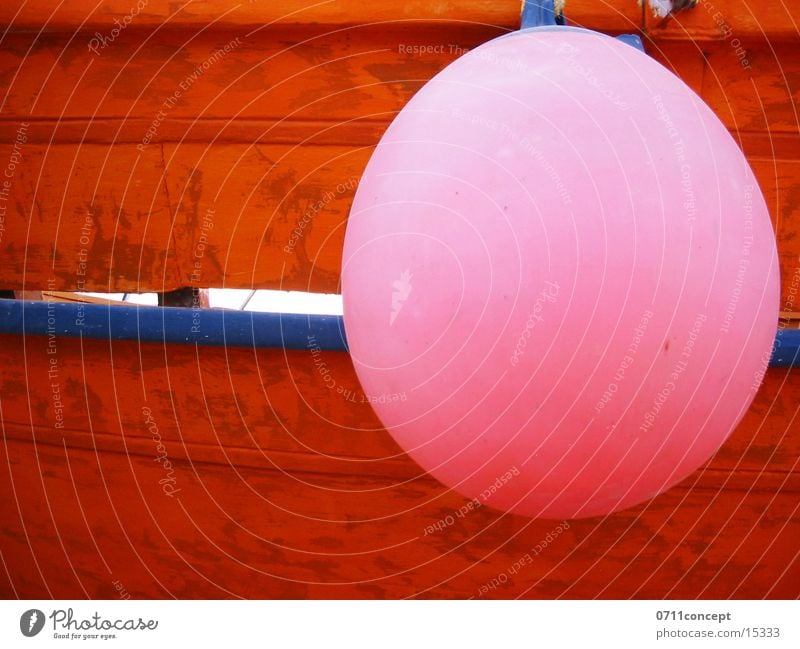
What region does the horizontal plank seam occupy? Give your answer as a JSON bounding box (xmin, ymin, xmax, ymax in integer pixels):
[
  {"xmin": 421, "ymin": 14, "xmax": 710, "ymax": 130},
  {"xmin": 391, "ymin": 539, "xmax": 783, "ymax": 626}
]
[
  {"xmin": 3, "ymin": 427, "xmax": 799, "ymax": 491},
  {"xmin": 2, "ymin": 433, "xmax": 440, "ymax": 484}
]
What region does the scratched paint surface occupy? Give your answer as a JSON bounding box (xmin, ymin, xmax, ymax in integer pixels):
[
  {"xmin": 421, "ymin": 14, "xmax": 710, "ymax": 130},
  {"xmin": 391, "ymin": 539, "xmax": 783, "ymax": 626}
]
[{"xmin": 0, "ymin": 1, "xmax": 798, "ymax": 598}]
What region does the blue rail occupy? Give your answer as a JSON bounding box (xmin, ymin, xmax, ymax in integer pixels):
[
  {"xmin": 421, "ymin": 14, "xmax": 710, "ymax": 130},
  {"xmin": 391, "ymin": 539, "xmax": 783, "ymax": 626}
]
[
  {"xmin": 0, "ymin": 299, "xmax": 348, "ymax": 352},
  {"xmin": 1, "ymin": 299, "xmax": 798, "ymax": 366},
  {"xmin": 772, "ymin": 327, "xmax": 800, "ymax": 367}
]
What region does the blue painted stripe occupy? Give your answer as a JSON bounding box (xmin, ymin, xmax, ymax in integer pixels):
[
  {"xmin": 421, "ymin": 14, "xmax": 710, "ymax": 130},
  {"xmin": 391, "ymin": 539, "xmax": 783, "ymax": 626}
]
[
  {"xmin": 0, "ymin": 299, "xmax": 348, "ymax": 352},
  {"xmin": 1, "ymin": 298, "xmax": 798, "ymax": 366}
]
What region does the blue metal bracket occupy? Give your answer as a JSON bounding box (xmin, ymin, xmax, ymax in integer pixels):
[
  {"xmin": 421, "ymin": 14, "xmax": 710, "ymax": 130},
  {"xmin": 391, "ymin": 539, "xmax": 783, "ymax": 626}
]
[{"xmin": 520, "ymin": 0, "xmax": 645, "ymax": 53}]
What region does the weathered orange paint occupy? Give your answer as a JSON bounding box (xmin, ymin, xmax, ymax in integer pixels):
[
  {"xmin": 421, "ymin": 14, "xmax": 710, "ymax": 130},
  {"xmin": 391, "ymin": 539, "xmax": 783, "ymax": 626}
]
[
  {"xmin": 0, "ymin": 1, "xmax": 798, "ymax": 599},
  {"xmin": 0, "ymin": 333, "xmax": 798, "ymax": 598},
  {"xmin": 0, "ymin": 32, "xmax": 798, "ymax": 295}
]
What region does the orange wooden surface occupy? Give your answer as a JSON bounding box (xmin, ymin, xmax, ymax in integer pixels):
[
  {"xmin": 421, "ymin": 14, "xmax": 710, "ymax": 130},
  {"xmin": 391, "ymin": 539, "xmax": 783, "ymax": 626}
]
[
  {"xmin": 1, "ymin": 1, "xmax": 799, "ymax": 600},
  {"xmin": 0, "ymin": 0, "xmax": 641, "ymax": 33},
  {"xmin": 0, "ymin": 333, "xmax": 798, "ymax": 598},
  {"xmin": 643, "ymin": 0, "xmax": 799, "ymax": 42},
  {"xmin": 0, "ymin": 30, "xmax": 798, "ymax": 295}
]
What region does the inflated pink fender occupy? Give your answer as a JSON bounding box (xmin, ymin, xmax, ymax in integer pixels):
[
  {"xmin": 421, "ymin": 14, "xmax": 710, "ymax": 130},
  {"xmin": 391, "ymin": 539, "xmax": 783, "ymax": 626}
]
[{"xmin": 341, "ymin": 27, "xmax": 779, "ymax": 519}]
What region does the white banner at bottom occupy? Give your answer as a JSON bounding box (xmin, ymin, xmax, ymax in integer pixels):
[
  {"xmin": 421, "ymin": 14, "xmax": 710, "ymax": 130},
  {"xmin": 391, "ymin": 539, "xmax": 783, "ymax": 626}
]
[{"xmin": 0, "ymin": 600, "xmax": 796, "ymax": 648}]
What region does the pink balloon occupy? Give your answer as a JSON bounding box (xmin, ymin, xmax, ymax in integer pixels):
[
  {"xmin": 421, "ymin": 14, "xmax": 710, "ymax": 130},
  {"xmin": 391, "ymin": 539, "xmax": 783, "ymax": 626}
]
[{"xmin": 341, "ymin": 27, "xmax": 779, "ymax": 519}]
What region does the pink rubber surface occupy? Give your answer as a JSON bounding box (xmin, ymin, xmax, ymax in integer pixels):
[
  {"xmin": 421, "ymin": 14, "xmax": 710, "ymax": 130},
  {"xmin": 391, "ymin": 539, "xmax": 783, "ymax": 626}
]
[{"xmin": 341, "ymin": 28, "xmax": 779, "ymax": 519}]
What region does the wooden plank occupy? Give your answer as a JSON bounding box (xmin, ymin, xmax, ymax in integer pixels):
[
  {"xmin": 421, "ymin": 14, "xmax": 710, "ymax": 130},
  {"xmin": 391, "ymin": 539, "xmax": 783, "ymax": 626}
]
[
  {"xmin": 0, "ymin": 140, "xmax": 367, "ymax": 292},
  {"xmin": 1, "ymin": 333, "xmax": 797, "ymax": 477},
  {"xmin": 0, "ymin": 1, "xmax": 641, "ymax": 33},
  {"xmin": 0, "ymin": 332, "xmax": 798, "ymax": 598},
  {"xmin": 703, "ymin": 43, "xmax": 800, "ymax": 135},
  {"xmin": 0, "ymin": 21, "xmax": 794, "ymax": 130},
  {"xmin": 0, "ymin": 143, "xmax": 181, "ymax": 292},
  {"xmin": 0, "ymin": 437, "xmax": 797, "ymax": 599},
  {"xmin": 1, "ymin": 36, "xmax": 797, "ymax": 293},
  {"xmin": 0, "ymin": 333, "xmax": 395, "ymax": 466},
  {"xmin": 0, "ymin": 117, "xmax": 389, "ymax": 147},
  {"xmin": 163, "ymin": 142, "xmax": 367, "ymax": 292},
  {"xmin": 644, "ymin": 0, "xmax": 799, "ymax": 42},
  {"xmin": 0, "ymin": 27, "xmax": 479, "ymax": 123},
  {"xmin": 647, "ymin": 41, "xmax": 800, "ymax": 135}
]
